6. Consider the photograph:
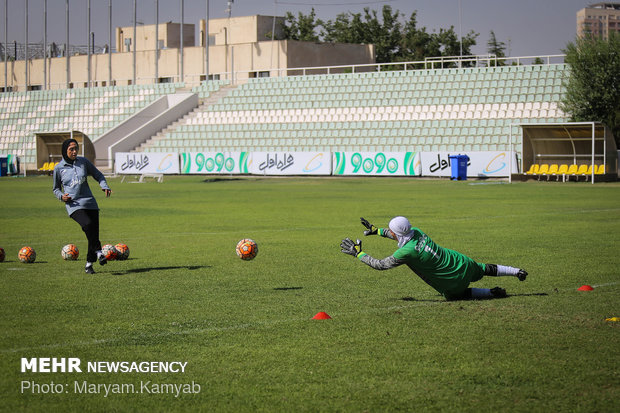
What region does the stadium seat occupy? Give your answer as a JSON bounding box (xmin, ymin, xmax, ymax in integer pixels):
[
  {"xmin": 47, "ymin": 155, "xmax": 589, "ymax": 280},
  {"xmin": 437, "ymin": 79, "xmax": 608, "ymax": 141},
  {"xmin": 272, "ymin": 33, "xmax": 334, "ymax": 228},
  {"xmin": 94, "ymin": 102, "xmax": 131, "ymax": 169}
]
[
  {"xmin": 555, "ymin": 164, "xmax": 569, "ymax": 181},
  {"xmin": 524, "ymin": 164, "xmax": 539, "ymax": 175},
  {"xmin": 566, "ymin": 164, "xmax": 578, "ymax": 175},
  {"xmin": 535, "ymin": 164, "xmax": 549, "ymax": 180},
  {"xmin": 595, "ymin": 164, "xmax": 606, "ymax": 174},
  {"xmin": 574, "ymin": 164, "xmax": 589, "ymax": 181},
  {"xmin": 545, "ymin": 164, "xmax": 559, "ymax": 180},
  {"xmin": 38, "ymin": 161, "xmax": 50, "ymax": 171}
]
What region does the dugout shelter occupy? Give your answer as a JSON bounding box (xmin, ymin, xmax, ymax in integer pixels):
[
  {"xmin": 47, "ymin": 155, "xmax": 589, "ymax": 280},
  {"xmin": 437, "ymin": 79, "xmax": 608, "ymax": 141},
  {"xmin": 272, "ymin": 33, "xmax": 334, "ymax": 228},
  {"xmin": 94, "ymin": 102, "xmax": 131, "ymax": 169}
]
[
  {"xmin": 511, "ymin": 122, "xmax": 618, "ymax": 183},
  {"xmin": 33, "ymin": 131, "xmax": 95, "ymax": 174}
]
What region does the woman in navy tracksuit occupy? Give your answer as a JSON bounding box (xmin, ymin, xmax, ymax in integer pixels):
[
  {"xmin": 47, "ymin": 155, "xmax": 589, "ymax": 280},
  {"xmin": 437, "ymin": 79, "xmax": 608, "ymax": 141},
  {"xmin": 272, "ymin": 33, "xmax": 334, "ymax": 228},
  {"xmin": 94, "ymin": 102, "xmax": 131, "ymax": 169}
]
[{"xmin": 53, "ymin": 139, "xmax": 112, "ymax": 274}]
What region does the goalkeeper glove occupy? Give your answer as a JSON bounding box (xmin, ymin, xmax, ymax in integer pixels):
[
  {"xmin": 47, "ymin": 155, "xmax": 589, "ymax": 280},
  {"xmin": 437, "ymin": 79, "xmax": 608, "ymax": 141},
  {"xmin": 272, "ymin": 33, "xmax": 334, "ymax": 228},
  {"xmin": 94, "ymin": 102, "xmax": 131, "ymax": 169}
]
[
  {"xmin": 340, "ymin": 237, "xmax": 363, "ymax": 257},
  {"xmin": 360, "ymin": 217, "xmax": 378, "ymax": 236}
]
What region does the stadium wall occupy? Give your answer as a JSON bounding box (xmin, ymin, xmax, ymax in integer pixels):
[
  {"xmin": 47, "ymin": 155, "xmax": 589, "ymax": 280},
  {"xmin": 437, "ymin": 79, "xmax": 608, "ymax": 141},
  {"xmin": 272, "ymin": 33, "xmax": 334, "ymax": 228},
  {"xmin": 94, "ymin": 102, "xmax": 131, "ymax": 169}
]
[{"xmin": 0, "ymin": 42, "xmax": 374, "ymax": 90}]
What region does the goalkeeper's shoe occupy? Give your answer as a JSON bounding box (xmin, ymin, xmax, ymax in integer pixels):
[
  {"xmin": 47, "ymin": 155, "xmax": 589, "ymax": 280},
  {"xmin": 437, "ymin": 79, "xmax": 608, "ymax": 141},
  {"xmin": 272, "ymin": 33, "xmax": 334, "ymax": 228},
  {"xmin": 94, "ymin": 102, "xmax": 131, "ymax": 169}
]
[
  {"xmin": 490, "ymin": 287, "xmax": 507, "ymax": 298},
  {"xmin": 517, "ymin": 269, "xmax": 528, "ymax": 281},
  {"xmin": 85, "ymin": 265, "xmax": 96, "ymax": 274}
]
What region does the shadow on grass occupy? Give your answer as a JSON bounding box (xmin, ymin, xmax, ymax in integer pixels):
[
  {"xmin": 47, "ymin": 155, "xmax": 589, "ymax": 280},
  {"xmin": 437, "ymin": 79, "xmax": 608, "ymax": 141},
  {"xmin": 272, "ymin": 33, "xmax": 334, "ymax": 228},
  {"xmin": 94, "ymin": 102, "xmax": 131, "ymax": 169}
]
[
  {"xmin": 400, "ymin": 292, "xmax": 548, "ymax": 302},
  {"xmin": 400, "ymin": 296, "xmax": 444, "ymax": 302},
  {"xmin": 202, "ymin": 177, "xmax": 244, "ymax": 183},
  {"xmin": 108, "ymin": 265, "xmax": 211, "ymax": 275},
  {"xmin": 507, "ymin": 292, "xmax": 549, "ymax": 297},
  {"xmin": 273, "ymin": 287, "xmax": 304, "ymax": 291}
]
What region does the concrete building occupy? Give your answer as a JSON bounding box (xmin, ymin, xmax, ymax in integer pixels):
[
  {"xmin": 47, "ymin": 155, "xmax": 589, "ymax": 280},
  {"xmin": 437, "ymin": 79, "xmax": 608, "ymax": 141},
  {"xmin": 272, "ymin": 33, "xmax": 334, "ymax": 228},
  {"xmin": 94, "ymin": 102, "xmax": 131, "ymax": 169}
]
[
  {"xmin": 0, "ymin": 15, "xmax": 375, "ymax": 92},
  {"xmin": 577, "ymin": 2, "xmax": 620, "ymax": 39}
]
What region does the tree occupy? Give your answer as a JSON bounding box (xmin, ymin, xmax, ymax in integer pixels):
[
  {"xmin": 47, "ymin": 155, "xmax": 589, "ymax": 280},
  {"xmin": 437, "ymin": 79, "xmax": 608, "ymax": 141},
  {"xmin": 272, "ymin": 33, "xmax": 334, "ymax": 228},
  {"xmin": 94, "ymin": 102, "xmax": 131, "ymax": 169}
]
[
  {"xmin": 320, "ymin": 13, "xmax": 365, "ymax": 44},
  {"xmin": 397, "ymin": 12, "xmax": 478, "ymax": 65},
  {"xmin": 281, "ymin": 8, "xmax": 320, "ymax": 42},
  {"xmin": 320, "ymin": 6, "xmax": 403, "ymax": 63},
  {"xmin": 281, "ymin": 5, "xmax": 478, "ymax": 65},
  {"xmin": 487, "ymin": 30, "xmax": 506, "ymax": 66},
  {"xmin": 561, "ymin": 32, "xmax": 620, "ymax": 147},
  {"xmin": 363, "ymin": 6, "xmax": 403, "ymax": 63}
]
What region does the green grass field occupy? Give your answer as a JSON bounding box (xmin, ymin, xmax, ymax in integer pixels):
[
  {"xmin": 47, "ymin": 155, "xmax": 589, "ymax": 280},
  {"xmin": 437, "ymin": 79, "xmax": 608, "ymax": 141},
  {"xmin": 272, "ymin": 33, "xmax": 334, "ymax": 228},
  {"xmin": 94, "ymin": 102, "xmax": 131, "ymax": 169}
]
[{"xmin": 1, "ymin": 175, "xmax": 619, "ymax": 412}]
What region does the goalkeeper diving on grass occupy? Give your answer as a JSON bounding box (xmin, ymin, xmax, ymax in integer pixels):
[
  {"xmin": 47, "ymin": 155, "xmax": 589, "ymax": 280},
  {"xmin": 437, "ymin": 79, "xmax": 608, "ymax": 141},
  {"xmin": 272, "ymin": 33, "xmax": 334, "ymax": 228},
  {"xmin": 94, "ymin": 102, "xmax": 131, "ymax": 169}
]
[{"xmin": 340, "ymin": 216, "xmax": 527, "ymax": 300}]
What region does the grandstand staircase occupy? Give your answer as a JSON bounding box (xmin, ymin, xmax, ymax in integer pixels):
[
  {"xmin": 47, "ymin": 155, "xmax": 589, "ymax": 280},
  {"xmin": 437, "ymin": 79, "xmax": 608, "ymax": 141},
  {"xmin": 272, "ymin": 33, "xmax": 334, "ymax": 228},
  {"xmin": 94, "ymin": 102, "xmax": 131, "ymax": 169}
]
[{"xmin": 134, "ymin": 84, "xmax": 237, "ymax": 152}]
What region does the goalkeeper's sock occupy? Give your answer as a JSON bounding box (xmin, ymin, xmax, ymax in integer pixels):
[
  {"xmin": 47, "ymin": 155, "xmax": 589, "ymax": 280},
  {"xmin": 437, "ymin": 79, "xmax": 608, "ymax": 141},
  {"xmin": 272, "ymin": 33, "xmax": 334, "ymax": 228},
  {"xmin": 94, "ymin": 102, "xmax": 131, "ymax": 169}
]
[
  {"xmin": 496, "ymin": 265, "xmax": 519, "ymax": 276},
  {"xmin": 486, "ymin": 264, "xmax": 524, "ymax": 278},
  {"xmin": 471, "ymin": 288, "xmax": 493, "ymax": 299},
  {"xmin": 471, "ymin": 287, "xmax": 507, "ymax": 299}
]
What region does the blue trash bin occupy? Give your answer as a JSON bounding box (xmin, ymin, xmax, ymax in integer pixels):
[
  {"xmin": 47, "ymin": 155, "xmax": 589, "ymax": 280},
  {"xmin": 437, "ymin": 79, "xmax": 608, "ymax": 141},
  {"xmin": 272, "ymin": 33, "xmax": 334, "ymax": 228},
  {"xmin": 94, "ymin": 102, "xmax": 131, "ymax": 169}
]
[{"xmin": 449, "ymin": 154, "xmax": 469, "ymax": 180}]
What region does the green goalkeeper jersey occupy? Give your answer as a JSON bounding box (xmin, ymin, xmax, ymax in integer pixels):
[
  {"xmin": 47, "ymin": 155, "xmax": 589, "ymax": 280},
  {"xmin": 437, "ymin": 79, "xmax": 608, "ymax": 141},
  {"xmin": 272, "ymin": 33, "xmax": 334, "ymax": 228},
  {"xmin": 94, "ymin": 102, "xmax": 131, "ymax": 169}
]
[{"xmin": 357, "ymin": 227, "xmax": 485, "ymax": 298}]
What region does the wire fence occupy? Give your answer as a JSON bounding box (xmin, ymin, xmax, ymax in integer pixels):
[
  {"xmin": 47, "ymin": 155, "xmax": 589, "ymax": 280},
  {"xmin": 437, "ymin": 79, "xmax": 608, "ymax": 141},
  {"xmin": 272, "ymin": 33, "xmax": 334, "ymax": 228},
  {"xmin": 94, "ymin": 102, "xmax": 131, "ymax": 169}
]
[{"xmin": 0, "ymin": 42, "xmax": 110, "ymax": 61}]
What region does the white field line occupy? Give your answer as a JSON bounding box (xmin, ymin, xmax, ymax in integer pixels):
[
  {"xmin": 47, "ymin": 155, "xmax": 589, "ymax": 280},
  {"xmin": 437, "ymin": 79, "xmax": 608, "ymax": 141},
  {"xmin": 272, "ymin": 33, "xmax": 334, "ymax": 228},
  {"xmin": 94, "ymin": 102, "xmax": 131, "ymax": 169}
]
[
  {"xmin": 590, "ymin": 281, "xmax": 620, "ymax": 288},
  {"xmin": 3, "ymin": 282, "xmax": 619, "ymax": 354}
]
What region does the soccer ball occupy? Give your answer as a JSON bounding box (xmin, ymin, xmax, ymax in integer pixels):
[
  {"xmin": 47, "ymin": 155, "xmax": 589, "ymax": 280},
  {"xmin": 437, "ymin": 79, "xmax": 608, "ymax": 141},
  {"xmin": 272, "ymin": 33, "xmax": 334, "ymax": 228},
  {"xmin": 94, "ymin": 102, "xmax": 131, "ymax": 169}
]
[
  {"xmin": 18, "ymin": 246, "xmax": 36, "ymax": 263},
  {"xmin": 101, "ymin": 244, "xmax": 118, "ymax": 261},
  {"xmin": 115, "ymin": 243, "xmax": 130, "ymax": 260},
  {"xmin": 0, "ymin": 247, "xmax": 5, "ymax": 262},
  {"xmin": 61, "ymin": 244, "xmax": 79, "ymax": 260},
  {"xmin": 236, "ymin": 239, "xmax": 258, "ymax": 260}
]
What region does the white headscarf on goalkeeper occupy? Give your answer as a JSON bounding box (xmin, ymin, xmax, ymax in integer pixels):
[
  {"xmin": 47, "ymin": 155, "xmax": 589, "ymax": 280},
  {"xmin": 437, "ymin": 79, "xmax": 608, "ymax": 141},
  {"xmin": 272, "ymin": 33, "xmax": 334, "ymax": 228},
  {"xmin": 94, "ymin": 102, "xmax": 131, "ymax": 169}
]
[{"xmin": 389, "ymin": 216, "xmax": 415, "ymax": 248}]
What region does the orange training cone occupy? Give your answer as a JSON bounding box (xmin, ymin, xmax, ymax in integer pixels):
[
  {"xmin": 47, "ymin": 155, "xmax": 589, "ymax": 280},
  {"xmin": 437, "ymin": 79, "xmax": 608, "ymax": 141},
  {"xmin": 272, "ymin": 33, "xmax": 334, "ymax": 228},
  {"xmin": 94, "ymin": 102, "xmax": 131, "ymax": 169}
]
[
  {"xmin": 577, "ymin": 285, "xmax": 594, "ymax": 291},
  {"xmin": 312, "ymin": 312, "xmax": 331, "ymax": 320}
]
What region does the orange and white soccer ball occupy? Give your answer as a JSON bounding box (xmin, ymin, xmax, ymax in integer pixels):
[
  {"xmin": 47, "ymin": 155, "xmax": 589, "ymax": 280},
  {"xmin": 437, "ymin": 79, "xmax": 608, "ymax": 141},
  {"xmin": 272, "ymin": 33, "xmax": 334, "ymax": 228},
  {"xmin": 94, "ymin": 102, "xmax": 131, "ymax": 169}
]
[
  {"xmin": 18, "ymin": 246, "xmax": 36, "ymax": 263},
  {"xmin": 61, "ymin": 244, "xmax": 80, "ymax": 260},
  {"xmin": 236, "ymin": 239, "xmax": 258, "ymax": 260},
  {"xmin": 101, "ymin": 244, "xmax": 118, "ymax": 261},
  {"xmin": 115, "ymin": 243, "xmax": 130, "ymax": 260}
]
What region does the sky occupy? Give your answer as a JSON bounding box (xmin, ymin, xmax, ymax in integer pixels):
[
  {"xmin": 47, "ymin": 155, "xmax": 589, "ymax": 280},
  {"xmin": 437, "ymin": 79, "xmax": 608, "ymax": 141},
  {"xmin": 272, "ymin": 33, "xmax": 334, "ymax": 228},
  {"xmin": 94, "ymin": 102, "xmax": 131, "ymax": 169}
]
[{"xmin": 0, "ymin": 0, "xmax": 592, "ymax": 58}]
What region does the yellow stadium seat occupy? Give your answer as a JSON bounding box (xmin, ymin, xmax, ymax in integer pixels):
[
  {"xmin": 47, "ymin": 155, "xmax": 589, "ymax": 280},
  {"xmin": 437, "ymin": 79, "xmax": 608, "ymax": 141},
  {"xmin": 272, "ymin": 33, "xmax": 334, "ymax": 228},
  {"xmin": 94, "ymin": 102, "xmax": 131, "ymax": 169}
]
[
  {"xmin": 544, "ymin": 164, "xmax": 559, "ymax": 180},
  {"xmin": 535, "ymin": 164, "xmax": 549, "ymax": 180},
  {"xmin": 556, "ymin": 164, "xmax": 569, "ymax": 181},
  {"xmin": 556, "ymin": 164, "xmax": 568, "ymax": 175},
  {"xmin": 524, "ymin": 164, "xmax": 539, "ymax": 175},
  {"xmin": 575, "ymin": 164, "xmax": 588, "ymax": 175},
  {"xmin": 566, "ymin": 164, "xmax": 578, "ymax": 180},
  {"xmin": 38, "ymin": 162, "xmax": 50, "ymax": 171},
  {"xmin": 595, "ymin": 164, "xmax": 605, "ymax": 174}
]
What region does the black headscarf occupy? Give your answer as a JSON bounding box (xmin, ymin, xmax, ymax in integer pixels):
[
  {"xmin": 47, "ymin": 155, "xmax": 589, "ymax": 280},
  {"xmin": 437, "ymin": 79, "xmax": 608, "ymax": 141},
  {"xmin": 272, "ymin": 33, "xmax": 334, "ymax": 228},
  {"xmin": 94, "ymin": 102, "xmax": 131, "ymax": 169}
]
[{"xmin": 61, "ymin": 138, "xmax": 78, "ymax": 164}]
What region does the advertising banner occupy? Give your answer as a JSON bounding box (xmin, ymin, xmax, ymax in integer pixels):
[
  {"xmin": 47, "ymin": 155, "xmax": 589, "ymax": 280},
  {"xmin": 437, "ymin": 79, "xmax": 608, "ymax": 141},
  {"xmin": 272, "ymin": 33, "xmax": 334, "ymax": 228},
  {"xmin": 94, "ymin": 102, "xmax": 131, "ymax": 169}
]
[
  {"xmin": 420, "ymin": 151, "xmax": 518, "ymax": 177},
  {"xmin": 332, "ymin": 152, "xmax": 421, "ymax": 176},
  {"xmin": 180, "ymin": 152, "xmax": 249, "ymax": 174},
  {"xmin": 115, "ymin": 152, "xmax": 180, "ymax": 174},
  {"xmin": 249, "ymin": 152, "xmax": 331, "ymax": 175}
]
